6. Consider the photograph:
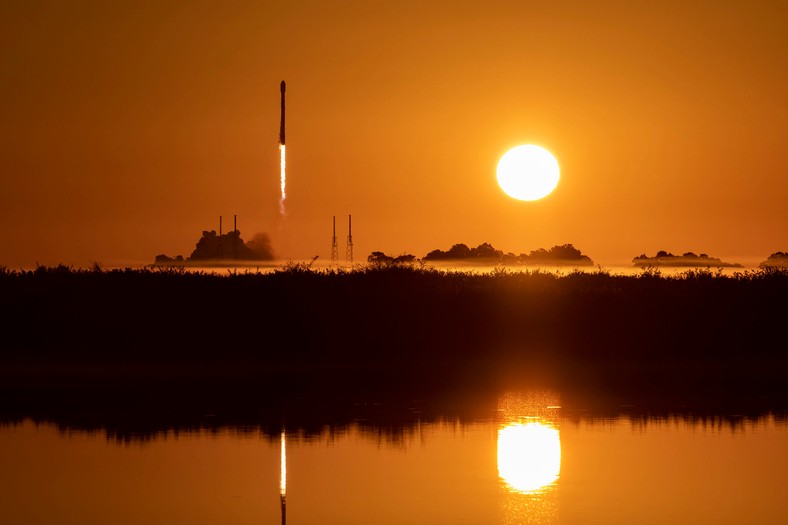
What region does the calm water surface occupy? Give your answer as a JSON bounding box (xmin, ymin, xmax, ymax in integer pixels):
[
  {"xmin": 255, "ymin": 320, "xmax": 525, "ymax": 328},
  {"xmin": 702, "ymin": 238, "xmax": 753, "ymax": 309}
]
[{"xmin": 2, "ymin": 393, "xmax": 786, "ymax": 525}]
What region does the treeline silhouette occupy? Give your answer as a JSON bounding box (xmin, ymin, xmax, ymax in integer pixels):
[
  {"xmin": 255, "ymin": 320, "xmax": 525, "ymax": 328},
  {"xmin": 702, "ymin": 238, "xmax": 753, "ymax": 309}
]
[
  {"xmin": 366, "ymin": 243, "xmax": 594, "ymax": 267},
  {"xmin": 761, "ymin": 251, "xmax": 788, "ymax": 268},
  {"xmin": 422, "ymin": 242, "xmax": 594, "ymax": 265},
  {"xmin": 369, "ymin": 243, "xmax": 788, "ymax": 268},
  {"xmin": 633, "ymin": 250, "xmax": 741, "ymax": 268}
]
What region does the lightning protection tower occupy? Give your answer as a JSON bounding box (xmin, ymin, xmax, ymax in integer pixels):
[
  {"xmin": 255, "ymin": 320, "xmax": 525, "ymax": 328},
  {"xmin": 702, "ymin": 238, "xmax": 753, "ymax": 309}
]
[
  {"xmin": 346, "ymin": 214, "xmax": 354, "ymax": 264},
  {"xmin": 218, "ymin": 215, "xmax": 223, "ymax": 260},
  {"xmin": 233, "ymin": 214, "xmax": 237, "ymax": 260},
  {"xmin": 330, "ymin": 216, "xmax": 338, "ymax": 265}
]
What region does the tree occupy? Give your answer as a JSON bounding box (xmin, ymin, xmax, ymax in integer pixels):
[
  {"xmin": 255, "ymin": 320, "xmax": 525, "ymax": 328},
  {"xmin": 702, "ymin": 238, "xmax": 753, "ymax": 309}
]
[
  {"xmin": 472, "ymin": 243, "xmax": 502, "ymax": 258},
  {"xmin": 367, "ymin": 251, "xmax": 416, "ymax": 267},
  {"xmin": 446, "ymin": 243, "xmax": 471, "ymax": 259},
  {"xmin": 368, "ymin": 251, "xmax": 394, "ymax": 265}
]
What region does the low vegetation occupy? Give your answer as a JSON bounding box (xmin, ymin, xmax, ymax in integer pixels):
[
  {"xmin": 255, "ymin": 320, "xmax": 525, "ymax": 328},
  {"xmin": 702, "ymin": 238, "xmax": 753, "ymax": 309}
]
[
  {"xmin": 2, "ymin": 264, "xmax": 784, "ymax": 353},
  {"xmin": 1, "ymin": 264, "xmax": 786, "ymax": 428},
  {"xmin": 3, "ymin": 259, "xmax": 786, "ymax": 437}
]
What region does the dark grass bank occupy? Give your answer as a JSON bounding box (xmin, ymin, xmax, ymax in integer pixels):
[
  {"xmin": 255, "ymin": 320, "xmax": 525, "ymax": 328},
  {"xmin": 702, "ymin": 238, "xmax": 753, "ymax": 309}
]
[{"xmin": 1, "ymin": 264, "xmax": 787, "ymax": 426}]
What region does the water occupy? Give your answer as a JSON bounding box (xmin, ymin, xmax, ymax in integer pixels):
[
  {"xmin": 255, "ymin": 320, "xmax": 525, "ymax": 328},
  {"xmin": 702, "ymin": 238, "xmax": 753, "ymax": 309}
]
[{"xmin": 2, "ymin": 392, "xmax": 786, "ymax": 525}]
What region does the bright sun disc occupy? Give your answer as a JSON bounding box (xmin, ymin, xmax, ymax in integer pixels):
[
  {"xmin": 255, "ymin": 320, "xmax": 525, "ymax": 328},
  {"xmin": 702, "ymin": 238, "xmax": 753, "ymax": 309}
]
[{"xmin": 497, "ymin": 145, "xmax": 560, "ymax": 201}]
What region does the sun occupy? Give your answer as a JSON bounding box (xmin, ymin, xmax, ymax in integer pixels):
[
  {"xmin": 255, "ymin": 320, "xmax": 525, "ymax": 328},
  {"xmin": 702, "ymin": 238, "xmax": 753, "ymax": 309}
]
[{"xmin": 497, "ymin": 145, "xmax": 560, "ymax": 201}]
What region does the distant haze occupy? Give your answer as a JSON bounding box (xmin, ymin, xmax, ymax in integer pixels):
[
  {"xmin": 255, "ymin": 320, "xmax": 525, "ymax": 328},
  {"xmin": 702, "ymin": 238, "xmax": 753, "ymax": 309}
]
[{"xmin": 2, "ymin": 1, "xmax": 787, "ymax": 268}]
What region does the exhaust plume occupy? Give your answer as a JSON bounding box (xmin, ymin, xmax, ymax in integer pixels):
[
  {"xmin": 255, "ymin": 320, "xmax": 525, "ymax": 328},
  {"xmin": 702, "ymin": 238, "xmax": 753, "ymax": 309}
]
[{"xmin": 278, "ymin": 80, "xmax": 287, "ymax": 216}]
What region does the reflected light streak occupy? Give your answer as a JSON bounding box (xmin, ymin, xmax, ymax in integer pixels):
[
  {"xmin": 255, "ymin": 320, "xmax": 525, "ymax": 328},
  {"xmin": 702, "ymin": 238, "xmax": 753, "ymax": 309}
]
[
  {"xmin": 498, "ymin": 421, "xmax": 561, "ymax": 494},
  {"xmin": 280, "ymin": 430, "xmax": 287, "ymax": 496},
  {"xmin": 279, "ymin": 144, "xmax": 287, "ymax": 215}
]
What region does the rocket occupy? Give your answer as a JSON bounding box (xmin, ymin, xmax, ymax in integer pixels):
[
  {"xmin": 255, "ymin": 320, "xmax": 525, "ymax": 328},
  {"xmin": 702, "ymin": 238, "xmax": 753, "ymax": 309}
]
[{"xmin": 279, "ymin": 80, "xmax": 286, "ymax": 145}]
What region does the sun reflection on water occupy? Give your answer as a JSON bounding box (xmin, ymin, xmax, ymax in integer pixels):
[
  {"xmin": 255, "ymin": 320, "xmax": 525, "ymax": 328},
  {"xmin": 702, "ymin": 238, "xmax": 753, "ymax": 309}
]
[
  {"xmin": 497, "ymin": 391, "xmax": 561, "ymax": 524},
  {"xmin": 498, "ymin": 422, "xmax": 561, "ymax": 493}
]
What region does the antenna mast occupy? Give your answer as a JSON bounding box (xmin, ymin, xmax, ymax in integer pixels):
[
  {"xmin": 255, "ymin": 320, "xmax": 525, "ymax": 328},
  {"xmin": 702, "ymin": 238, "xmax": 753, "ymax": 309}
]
[{"xmin": 218, "ymin": 215, "xmax": 223, "ymax": 260}]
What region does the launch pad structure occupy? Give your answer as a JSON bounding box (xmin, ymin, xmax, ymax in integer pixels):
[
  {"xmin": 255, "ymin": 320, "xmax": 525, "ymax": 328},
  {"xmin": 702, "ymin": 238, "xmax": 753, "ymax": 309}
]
[
  {"xmin": 330, "ymin": 215, "xmax": 353, "ymax": 265},
  {"xmin": 217, "ymin": 214, "xmax": 239, "ymax": 260}
]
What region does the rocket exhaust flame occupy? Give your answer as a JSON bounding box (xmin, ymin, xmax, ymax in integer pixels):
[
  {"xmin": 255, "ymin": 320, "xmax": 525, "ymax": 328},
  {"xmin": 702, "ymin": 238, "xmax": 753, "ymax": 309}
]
[{"xmin": 279, "ymin": 144, "xmax": 286, "ymax": 215}]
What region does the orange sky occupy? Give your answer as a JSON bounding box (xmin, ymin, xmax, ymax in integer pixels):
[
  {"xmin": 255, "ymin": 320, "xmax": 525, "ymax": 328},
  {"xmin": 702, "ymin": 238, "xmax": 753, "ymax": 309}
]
[{"xmin": 2, "ymin": 1, "xmax": 786, "ymax": 268}]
